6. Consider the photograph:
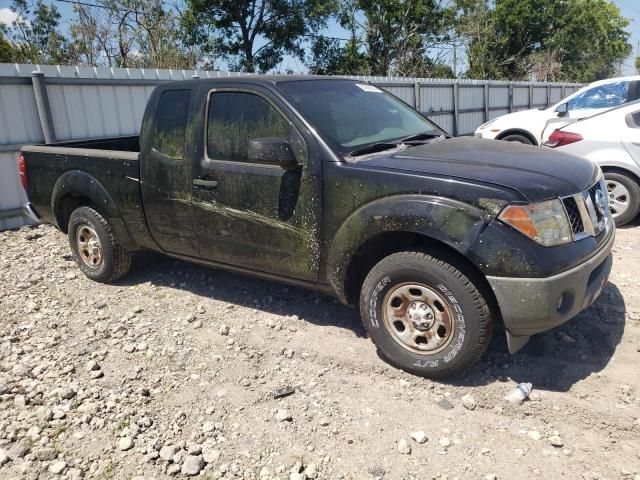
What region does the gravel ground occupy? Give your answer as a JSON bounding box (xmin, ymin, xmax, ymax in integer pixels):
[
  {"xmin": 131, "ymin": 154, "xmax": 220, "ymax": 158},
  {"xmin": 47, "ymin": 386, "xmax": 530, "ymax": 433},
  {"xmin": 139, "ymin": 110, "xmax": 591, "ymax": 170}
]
[{"xmin": 1, "ymin": 224, "xmax": 639, "ymax": 480}]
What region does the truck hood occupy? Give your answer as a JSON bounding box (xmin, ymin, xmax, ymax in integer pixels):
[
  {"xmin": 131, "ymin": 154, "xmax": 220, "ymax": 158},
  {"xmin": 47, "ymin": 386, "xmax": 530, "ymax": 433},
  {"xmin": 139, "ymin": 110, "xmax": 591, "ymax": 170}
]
[{"xmin": 357, "ymin": 137, "xmax": 599, "ymax": 202}]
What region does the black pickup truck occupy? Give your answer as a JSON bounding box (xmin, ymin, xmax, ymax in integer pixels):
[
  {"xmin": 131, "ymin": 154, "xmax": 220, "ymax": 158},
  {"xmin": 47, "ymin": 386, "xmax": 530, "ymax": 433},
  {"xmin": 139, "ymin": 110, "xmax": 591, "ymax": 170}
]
[{"xmin": 19, "ymin": 77, "xmax": 615, "ymax": 378}]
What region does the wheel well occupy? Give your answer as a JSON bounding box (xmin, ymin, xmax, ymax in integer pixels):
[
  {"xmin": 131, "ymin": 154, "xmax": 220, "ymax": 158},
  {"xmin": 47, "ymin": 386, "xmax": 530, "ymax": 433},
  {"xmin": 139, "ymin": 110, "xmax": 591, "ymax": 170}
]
[
  {"xmin": 343, "ymin": 231, "xmax": 502, "ymax": 324},
  {"xmin": 496, "ymin": 129, "xmax": 538, "ymax": 145},
  {"xmin": 600, "ymin": 166, "xmax": 640, "ymax": 186},
  {"xmin": 54, "ymin": 193, "xmax": 94, "ymax": 233}
]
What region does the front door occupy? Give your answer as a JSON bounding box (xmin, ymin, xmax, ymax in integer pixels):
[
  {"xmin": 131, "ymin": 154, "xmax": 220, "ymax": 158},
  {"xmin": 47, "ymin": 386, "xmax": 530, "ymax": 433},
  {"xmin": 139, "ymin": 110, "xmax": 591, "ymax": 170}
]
[{"xmin": 191, "ymin": 88, "xmax": 321, "ymax": 282}]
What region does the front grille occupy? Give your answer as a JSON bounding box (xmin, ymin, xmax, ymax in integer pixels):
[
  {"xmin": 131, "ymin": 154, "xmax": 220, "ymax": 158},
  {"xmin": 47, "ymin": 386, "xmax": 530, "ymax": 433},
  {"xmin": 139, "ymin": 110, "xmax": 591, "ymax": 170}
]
[
  {"xmin": 561, "ymin": 178, "xmax": 609, "ymax": 240},
  {"xmin": 562, "ymin": 196, "xmax": 584, "ymax": 234}
]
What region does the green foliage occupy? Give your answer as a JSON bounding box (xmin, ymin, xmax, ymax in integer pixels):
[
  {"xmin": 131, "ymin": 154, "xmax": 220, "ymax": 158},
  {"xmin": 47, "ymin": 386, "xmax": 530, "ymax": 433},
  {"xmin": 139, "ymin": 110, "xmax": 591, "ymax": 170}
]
[
  {"xmin": 4, "ymin": 0, "xmax": 73, "ymax": 64},
  {"xmin": 456, "ymin": 0, "xmax": 632, "ymax": 82},
  {"xmin": 307, "ymin": 0, "xmax": 454, "ymax": 77},
  {"xmin": 181, "ymin": 0, "xmax": 335, "ymax": 73}
]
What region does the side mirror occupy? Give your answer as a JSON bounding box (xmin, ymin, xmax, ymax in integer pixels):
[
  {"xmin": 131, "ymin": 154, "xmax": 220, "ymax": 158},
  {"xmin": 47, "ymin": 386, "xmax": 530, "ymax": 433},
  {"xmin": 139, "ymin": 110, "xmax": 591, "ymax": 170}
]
[
  {"xmin": 555, "ymin": 102, "xmax": 568, "ymax": 117},
  {"xmin": 248, "ymin": 137, "xmax": 300, "ymax": 170}
]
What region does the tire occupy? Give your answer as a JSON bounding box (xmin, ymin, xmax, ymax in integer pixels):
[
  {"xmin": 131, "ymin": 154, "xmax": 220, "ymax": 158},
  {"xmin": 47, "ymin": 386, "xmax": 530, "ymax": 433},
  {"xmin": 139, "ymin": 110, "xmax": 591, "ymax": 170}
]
[
  {"xmin": 359, "ymin": 251, "xmax": 493, "ymax": 378},
  {"xmin": 500, "ymin": 134, "xmax": 533, "ymax": 145},
  {"xmin": 67, "ymin": 206, "xmax": 131, "ymax": 282},
  {"xmin": 604, "ymin": 172, "xmax": 640, "ymax": 226}
]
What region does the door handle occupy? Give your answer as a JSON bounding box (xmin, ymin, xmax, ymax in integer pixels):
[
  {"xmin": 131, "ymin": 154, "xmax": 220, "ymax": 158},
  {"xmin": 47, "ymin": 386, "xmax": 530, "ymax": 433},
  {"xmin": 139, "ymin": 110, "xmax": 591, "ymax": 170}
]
[{"xmin": 193, "ymin": 178, "xmax": 218, "ymax": 189}]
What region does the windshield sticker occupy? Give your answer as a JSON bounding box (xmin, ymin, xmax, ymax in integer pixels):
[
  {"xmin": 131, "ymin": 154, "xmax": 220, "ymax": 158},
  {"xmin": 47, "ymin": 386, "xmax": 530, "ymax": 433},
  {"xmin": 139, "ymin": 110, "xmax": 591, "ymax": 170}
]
[{"xmin": 356, "ymin": 84, "xmax": 383, "ymax": 93}]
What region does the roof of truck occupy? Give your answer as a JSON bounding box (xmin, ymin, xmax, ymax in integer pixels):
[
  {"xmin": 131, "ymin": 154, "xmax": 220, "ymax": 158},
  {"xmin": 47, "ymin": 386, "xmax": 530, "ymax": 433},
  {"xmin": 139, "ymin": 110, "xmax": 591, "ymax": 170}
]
[{"xmin": 162, "ymin": 75, "xmax": 359, "ymax": 87}]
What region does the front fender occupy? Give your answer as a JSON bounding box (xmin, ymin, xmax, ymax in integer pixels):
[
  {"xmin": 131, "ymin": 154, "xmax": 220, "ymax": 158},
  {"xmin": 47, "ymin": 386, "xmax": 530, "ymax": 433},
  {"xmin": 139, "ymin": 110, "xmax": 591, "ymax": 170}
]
[
  {"xmin": 326, "ymin": 195, "xmax": 488, "ymax": 302},
  {"xmin": 51, "ymin": 170, "xmax": 137, "ymax": 250}
]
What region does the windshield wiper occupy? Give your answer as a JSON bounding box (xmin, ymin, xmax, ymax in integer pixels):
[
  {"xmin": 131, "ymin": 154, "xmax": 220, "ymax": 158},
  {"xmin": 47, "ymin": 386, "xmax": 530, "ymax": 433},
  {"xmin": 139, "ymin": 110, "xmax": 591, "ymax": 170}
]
[
  {"xmin": 398, "ymin": 131, "xmax": 441, "ymax": 143},
  {"xmin": 347, "ymin": 142, "xmax": 400, "ymax": 157}
]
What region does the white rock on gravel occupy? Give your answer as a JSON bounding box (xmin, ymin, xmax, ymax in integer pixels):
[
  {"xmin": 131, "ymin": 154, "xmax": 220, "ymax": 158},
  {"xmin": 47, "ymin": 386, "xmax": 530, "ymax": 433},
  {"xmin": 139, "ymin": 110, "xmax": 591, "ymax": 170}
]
[
  {"xmin": 0, "ymin": 449, "xmax": 8, "ymax": 466},
  {"xmin": 49, "ymin": 460, "xmax": 67, "ymax": 474},
  {"xmin": 275, "ymin": 409, "xmax": 292, "ymax": 422},
  {"xmin": 527, "ymin": 430, "xmax": 542, "ymax": 441},
  {"xmin": 438, "ymin": 437, "xmax": 451, "ymax": 448},
  {"xmin": 118, "ymin": 437, "xmax": 134, "ymax": 451},
  {"xmin": 160, "ymin": 445, "xmax": 180, "ymax": 461},
  {"xmin": 397, "ymin": 438, "xmax": 411, "ymax": 454},
  {"xmin": 461, "ymin": 394, "xmax": 477, "ymax": 410},
  {"xmin": 549, "ymin": 435, "xmax": 564, "ymax": 447},
  {"xmin": 410, "ymin": 431, "xmax": 428, "ymax": 444},
  {"xmin": 219, "ymin": 324, "xmax": 230, "ymax": 336},
  {"xmin": 181, "ymin": 455, "xmax": 205, "ymax": 476}
]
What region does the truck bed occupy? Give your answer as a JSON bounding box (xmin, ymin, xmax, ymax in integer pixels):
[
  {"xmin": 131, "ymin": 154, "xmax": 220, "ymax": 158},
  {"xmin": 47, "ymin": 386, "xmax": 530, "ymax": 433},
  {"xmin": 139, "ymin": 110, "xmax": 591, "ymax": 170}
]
[{"xmin": 21, "ymin": 135, "xmax": 149, "ymax": 250}]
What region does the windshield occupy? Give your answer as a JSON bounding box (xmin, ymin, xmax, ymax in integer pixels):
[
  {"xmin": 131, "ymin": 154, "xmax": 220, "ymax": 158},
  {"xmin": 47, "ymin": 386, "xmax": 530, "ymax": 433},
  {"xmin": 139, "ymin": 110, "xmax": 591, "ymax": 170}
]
[{"xmin": 277, "ymin": 80, "xmax": 442, "ymax": 154}]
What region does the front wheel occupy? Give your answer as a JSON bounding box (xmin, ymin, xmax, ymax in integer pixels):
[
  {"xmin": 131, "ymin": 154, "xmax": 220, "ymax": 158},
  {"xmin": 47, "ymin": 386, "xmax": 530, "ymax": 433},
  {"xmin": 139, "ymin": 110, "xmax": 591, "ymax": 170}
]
[
  {"xmin": 68, "ymin": 206, "xmax": 131, "ymax": 282},
  {"xmin": 359, "ymin": 251, "xmax": 493, "ymax": 378},
  {"xmin": 604, "ymin": 172, "xmax": 640, "ymax": 226},
  {"xmin": 500, "ymin": 133, "xmax": 533, "ymax": 145}
]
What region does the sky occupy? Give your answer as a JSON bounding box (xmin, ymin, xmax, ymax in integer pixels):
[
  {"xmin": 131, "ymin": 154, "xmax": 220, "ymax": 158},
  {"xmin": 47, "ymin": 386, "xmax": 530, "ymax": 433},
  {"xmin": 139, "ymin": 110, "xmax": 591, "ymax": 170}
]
[{"xmin": 1, "ymin": 0, "xmax": 640, "ymax": 76}]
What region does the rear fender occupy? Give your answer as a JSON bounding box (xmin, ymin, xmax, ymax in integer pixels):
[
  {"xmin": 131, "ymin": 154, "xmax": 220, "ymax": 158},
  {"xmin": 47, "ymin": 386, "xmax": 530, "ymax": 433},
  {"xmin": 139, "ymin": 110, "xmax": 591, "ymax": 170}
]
[{"xmin": 51, "ymin": 170, "xmax": 137, "ymax": 250}]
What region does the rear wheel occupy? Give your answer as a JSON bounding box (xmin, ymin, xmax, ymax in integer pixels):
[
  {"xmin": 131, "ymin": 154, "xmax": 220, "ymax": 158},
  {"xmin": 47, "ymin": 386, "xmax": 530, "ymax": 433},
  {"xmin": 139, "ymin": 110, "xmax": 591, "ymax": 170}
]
[
  {"xmin": 359, "ymin": 251, "xmax": 493, "ymax": 378},
  {"xmin": 500, "ymin": 133, "xmax": 533, "ymax": 145},
  {"xmin": 604, "ymin": 172, "xmax": 640, "ymax": 226},
  {"xmin": 68, "ymin": 206, "xmax": 131, "ymax": 282}
]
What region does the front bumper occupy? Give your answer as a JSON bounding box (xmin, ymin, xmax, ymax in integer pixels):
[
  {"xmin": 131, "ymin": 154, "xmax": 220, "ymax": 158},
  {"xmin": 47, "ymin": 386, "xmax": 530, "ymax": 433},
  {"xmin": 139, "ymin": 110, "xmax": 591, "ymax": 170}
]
[{"xmin": 487, "ymin": 227, "xmax": 614, "ymax": 349}]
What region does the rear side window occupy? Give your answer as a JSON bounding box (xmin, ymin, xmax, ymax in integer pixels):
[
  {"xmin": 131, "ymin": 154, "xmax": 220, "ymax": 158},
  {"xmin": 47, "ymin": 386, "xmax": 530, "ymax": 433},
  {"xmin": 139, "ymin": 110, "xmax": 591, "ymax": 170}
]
[
  {"xmin": 207, "ymin": 91, "xmax": 290, "ymax": 163},
  {"xmin": 152, "ymin": 90, "xmax": 191, "ymax": 160}
]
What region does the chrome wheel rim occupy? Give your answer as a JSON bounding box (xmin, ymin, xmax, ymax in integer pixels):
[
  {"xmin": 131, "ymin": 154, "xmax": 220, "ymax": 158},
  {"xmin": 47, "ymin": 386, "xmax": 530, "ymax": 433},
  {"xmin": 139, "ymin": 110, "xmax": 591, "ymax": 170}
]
[
  {"xmin": 76, "ymin": 225, "xmax": 103, "ymax": 268},
  {"xmin": 382, "ymin": 283, "xmax": 455, "ymax": 355},
  {"xmin": 606, "ymin": 179, "xmax": 630, "ymax": 219}
]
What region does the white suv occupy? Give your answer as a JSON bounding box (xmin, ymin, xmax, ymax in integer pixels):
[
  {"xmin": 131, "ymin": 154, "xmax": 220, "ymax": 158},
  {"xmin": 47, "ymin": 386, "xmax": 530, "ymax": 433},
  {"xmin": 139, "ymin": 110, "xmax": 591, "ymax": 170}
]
[{"xmin": 474, "ymin": 76, "xmax": 640, "ymax": 145}]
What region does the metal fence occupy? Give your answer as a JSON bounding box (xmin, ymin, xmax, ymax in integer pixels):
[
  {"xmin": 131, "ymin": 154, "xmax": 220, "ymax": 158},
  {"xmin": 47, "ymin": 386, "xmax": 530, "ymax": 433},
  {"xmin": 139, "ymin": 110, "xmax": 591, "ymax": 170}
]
[{"xmin": 0, "ymin": 63, "xmax": 582, "ymax": 229}]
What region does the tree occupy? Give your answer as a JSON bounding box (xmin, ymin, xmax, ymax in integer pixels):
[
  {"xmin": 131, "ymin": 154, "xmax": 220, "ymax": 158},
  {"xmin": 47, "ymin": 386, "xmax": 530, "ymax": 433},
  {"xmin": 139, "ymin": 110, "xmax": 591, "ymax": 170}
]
[
  {"xmin": 5, "ymin": 0, "xmax": 72, "ymax": 64},
  {"xmin": 636, "ymin": 56, "xmax": 640, "ymax": 75},
  {"xmin": 181, "ymin": 0, "xmax": 334, "ymax": 73},
  {"xmin": 306, "ymin": 0, "xmax": 453, "ymax": 77},
  {"xmin": 69, "ymin": 0, "xmax": 195, "ymax": 69},
  {"xmin": 455, "ymin": 0, "xmax": 631, "ymax": 82},
  {"xmin": 0, "ymin": 30, "xmax": 18, "ymax": 62}
]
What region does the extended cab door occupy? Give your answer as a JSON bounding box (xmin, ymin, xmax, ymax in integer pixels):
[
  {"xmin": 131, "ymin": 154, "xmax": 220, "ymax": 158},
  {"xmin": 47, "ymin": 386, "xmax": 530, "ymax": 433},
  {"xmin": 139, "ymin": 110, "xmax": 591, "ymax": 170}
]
[
  {"xmin": 191, "ymin": 86, "xmax": 322, "ymax": 281},
  {"xmin": 140, "ymin": 87, "xmax": 198, "ymax": 255}
]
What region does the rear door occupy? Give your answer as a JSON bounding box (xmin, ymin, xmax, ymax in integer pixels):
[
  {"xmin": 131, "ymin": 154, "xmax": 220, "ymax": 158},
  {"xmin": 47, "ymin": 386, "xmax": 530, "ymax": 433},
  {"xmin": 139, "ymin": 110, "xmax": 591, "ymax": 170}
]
[
  {"xmin": 140, "ymin": 87, "xmax": 198, "ymax": 255},
  {"xmin": 191, "ymin": 86, "xmax": 322, "ymax": 281},
  {"xmin": 621, "ymin": 108, "xmax": 640, "ymax": 166}
]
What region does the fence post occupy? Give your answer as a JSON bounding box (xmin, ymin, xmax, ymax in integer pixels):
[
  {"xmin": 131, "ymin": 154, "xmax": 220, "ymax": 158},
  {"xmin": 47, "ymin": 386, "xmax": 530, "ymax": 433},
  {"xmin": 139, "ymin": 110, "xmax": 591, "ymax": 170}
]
[
  {"xmin": 31, "ymin": 71, "xmax": 56, "ymax": 144},
  {"xmin": 529, "ymin": 84, "xmax": 533, "ymax": 109},
  {"xmin": 453, "ymin": 81, "xmax": 459, "ymax": 136},
  {"xmin": 483, "ymin": 82, "xmax": 489, "ymax": 123},
  {"xmin": 508, "ymin": 82, "xmax": 514, "ymax": 113},
  {"xmin": 413, "ymin": 81, "xmax": 421, "ymax": 111},
  {"xmin": 546, "ymin": 84, "xmax": 551, "ymax": 107}
]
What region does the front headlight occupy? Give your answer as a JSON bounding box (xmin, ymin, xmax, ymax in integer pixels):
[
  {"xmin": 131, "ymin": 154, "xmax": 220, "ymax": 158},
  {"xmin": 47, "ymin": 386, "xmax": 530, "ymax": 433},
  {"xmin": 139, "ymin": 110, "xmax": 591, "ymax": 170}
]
[
  {"xmin": 498, "ymin": 199, "xmax": 572, "ymax": 246},
  {"xmin": 477, "ymin": 118, "xmax": 497, "ymax": 130}
]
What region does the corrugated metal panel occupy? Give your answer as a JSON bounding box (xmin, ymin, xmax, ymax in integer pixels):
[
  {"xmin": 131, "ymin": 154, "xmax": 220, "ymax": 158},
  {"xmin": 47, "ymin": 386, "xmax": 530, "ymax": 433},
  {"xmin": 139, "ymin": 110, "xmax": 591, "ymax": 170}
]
[
  {"xmin": 533, "ymin": 86, "xmax": 547, "ymax": 105},
  {"xmin": 549, "ymin": 86, "xmax": 563, "ymax": 103},
  {"xmin": 0, "ymin": 62, "xmax": 585, "ymax": 229},
  {"xmin": 420, "ymin": 85, "xmax": 453, "ymax": 113},
  {"xmin": 0, "ymin": 84, "xmax": 44, "ymax": 145},
  {"xmin": 513, "ymin": 86, "xmax": 529, "ymax": 108},
  {"xmin": 458, "ymin": 111, "xmax": 485, "ymax": 135},
  {"xmin": 379, "ymin": 84, "xmax": 415, "ymax": 106},
  {"xmin": 489, "ymin": 86, "xmax": 509, "ymax": 108},
  {"xmin": 459, "ymin": 85, "xmax": 484, "ymax": 109}
]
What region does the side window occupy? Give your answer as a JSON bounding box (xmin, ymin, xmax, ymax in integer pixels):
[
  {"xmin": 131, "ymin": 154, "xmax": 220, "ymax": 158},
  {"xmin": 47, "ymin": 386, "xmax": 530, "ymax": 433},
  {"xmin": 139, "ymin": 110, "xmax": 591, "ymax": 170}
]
[
  {"xmin": 568, "ymin": 81, "xmax": 629, "ymax": 111},
  {"xmin": 207, "ymin": 92, "xmax": 290, "ymax": 163},
  {"xmin": 152, "ymin": 90, "xmax": 191, "ymax": 160}
]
